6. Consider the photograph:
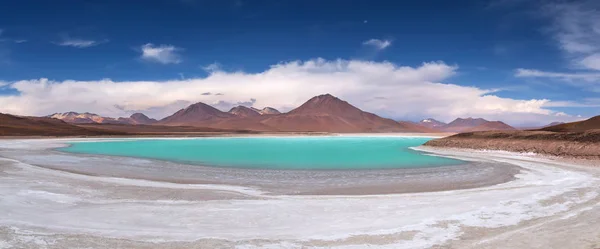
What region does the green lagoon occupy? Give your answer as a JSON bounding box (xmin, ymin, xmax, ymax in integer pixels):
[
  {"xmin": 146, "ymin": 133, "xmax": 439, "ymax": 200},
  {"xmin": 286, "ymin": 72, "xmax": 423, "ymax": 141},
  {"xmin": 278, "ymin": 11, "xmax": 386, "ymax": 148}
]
[{"xmin": 60, "ymin": 136, "xmax": 463, "ymax": 170}]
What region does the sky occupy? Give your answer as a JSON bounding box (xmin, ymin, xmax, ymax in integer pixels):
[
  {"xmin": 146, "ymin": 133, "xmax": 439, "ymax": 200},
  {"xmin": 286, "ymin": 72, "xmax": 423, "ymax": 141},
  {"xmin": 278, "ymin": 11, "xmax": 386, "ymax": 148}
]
[{"xmin": 0, "ymin": 0, "xmax": 599, "ymax": 126}]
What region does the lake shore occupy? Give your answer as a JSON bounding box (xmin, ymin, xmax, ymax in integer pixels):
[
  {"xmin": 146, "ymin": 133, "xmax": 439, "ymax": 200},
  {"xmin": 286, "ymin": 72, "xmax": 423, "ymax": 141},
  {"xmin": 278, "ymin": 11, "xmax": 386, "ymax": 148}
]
[
  {"xmin": 0, "ymin": 137, "xmax": 513, "ymax": 195},
  {"xmin": 1, "ymin": 137, "xmax": 599, "ymax": 248}
]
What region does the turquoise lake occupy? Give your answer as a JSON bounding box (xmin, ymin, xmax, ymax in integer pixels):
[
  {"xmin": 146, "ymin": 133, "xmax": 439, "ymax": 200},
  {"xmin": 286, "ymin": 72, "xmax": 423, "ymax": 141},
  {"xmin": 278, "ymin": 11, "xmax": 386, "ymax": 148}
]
[{"xmin": 60, "ymin": 136, "xmax": 464, "ymax": 170}]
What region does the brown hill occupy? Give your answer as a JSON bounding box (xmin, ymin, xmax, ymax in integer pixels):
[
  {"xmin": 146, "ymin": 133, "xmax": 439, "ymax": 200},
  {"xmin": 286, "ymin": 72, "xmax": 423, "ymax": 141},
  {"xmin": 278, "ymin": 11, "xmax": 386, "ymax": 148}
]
[
  {"xmin": 229, "ymin": 106, "xmax": 261, "ymax": 117},
  {"xmin": 158, "ymin": 102, "xmax": 274, "ymax": 131},
  {"xmin": 464, "ymin": 121, "xmax": 516, "ymax": 132},
  {"xmin": 0, "ymin": 113, "xmax": 125, "ymax": 136},
  {"xmin": 439, "ymin": 118, "xmax": 515, "ymax": 132},
  {"xmin": 441, "ymin": 118, "xmax": 488, "ymax": 132},
  {"xmin": 157, "ymin": 102, "xmax": 235, "ymax": 126},
  {"xmin": 260, "ymin": 94, "xmax": 434, "ymax": 132},
  {"xmin": 541, "ymin": 116, "xmax": 600, "ymax": 132},
  {"xmin": 118, "ymin": 113, "xmax": 158, "ymax": 125},
  {"xmin": 425, "ymin": 129, "xmax": 600, "ymax": 160}
]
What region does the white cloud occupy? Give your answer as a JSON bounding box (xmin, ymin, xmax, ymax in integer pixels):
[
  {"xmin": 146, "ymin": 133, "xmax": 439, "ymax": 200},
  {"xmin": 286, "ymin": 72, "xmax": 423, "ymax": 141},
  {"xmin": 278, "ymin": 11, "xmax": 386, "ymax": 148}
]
[
  {"xmin": 580, "ymin": 53, "xmax": 600, "ymax": 70},
  {"xmin": 140, "ymin": 43, "xmax": 182, "ymax": 64},
  {"xmin": 202, "ymin": 62, "xmax": 221, "ymax": 72},
  {"xmin": 56, "ymin": 38, "xmax": 105, "ymax": 48},
  {"xmin": 0, "ymin": 59, "xmax": 581, "ymax": 126},
  {"xmin": 362, "ymin": 39, "xmax": 391, "ymax": 50},
  {"xmin": 515, "ymin": 68, "xmax": 600, "ymax": 83}
]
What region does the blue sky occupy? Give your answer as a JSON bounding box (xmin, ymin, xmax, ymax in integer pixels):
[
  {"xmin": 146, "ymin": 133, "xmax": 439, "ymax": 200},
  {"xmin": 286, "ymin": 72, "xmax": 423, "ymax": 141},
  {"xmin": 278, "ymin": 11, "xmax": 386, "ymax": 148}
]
[{"xmin": 0, "ymin": 0, "xmax": 599, "ymax": 125}]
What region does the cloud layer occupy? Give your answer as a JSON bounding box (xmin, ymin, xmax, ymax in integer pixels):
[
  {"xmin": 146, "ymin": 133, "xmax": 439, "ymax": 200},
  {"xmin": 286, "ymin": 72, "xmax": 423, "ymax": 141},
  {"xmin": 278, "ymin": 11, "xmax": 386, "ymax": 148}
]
[
  {"xmin": 0, "ymin": 59, "xmax": 579, "ymax": 126},
  {"xmin": 545, "ymin": 1, "xmax": 600, "ymax": 70},
  {"xmin": 362, "ymin": 39, "xmax": 392, "ymax": 50},
  {"xmin": 56, "ymin": 38, "xmax": 106, "ymax": 48},
  {"xmin": 140, "ymin": 43, "xmax": 182, "ymax": 64}
]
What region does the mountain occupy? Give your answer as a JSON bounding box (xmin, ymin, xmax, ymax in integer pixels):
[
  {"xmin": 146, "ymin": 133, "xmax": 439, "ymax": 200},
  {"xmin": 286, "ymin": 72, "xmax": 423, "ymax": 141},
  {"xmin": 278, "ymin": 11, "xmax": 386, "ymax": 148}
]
[
  {"xmin": 259, "ymin": 94, "xmax": 434, "ymax": 132},
  {"xmin": 418, "ymin": 118, "xmax": 446, "ymax": 129},
  {"xmin": 0, "ymin": 113, "xmax": 124, "ymax": 136},
  {"xmin": 258, "ymin": 107, "xmax": 281, "ymax": 115},
  {"xmin": 441, "ymin": 118, "xmax": 488, "ymax": 132},
  {"xmin": 229, "ymin": 106, "xmax": 261, "ymax": 117},
  {"xmin": 541, "ymin": 116, "xmax": 600, "ymax": 132},
  {"xmin": 48, "ymin": 112, "xmax": 123, "ymax": 124},
  {"xmin": 157, "ymin": 102, "xmax": 235, "ymax": 126},
  {"xmin": 117, "ymin": 113, "xmax": 158, "ymax": 125},
  {"xmin": 463, "ymin": 121, "xmax": 516, "ymax": 132},
  {"xmin": 437, "ymin": 118, "xmax": 516, "ymax": 132},
  {"xmin": 250, "ymin": 107, "xmax": 281, "ymax": 115}
]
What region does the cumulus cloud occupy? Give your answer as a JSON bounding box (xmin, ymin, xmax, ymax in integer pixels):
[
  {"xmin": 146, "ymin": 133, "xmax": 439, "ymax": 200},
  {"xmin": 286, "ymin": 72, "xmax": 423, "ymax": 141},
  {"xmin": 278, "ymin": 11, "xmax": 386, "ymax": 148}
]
[
  {"xmin": 140, "ymin": 43, "xmax": 182, "ymax": 64},
  {"xmin": 56, "ymin": 38, "xmax": 106, "ymax": 48},
  {"xmin": 362, "ymin": 39, "xmax": 392, "ymax": 50},
  {"xmin": 0, "ymin": 59, "xmax": 581, "ymax": 126}
]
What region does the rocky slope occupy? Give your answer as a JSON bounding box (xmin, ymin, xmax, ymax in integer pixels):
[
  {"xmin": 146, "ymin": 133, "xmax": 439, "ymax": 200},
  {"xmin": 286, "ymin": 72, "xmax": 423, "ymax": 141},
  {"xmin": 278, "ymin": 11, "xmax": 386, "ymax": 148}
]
[
  {"xmin": 425, "ymin": 130, "xmax": 600, "ymax": 160},
  {"xmin": 541, "ymin": 116, "xmax": 600, "ymax": 132},
  {"xmin": 425, "ymin": 116, "xmax": 600, "ymax": 160}
]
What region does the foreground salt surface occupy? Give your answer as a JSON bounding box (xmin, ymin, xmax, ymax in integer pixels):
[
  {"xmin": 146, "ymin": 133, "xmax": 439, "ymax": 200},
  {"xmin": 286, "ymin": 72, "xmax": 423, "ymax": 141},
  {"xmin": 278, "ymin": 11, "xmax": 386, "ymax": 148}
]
[{"xmin": 0, "ymin": 139, "xmax": 599, "ymax": 248}]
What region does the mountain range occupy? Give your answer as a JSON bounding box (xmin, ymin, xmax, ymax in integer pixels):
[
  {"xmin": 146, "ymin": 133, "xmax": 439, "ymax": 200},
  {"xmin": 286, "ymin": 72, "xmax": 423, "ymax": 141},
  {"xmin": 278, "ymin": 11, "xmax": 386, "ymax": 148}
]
[
  {"xmin": 45, "ymin": 94, "xmax": 521, "ymax": 133},
  {"xmin": 417, "ymin": 117, "xmax": 515, "ymax": 132},
  {"xmin": 0, "ymin": 113, "xmax": 124, "ymax": 136},
  {"xmin": 2, "ymin": 93, "xmax": 597, "ymax": 136},
  {"xmin": 48, "ymin": 112, "xmax": 157, "ymax": 125}
]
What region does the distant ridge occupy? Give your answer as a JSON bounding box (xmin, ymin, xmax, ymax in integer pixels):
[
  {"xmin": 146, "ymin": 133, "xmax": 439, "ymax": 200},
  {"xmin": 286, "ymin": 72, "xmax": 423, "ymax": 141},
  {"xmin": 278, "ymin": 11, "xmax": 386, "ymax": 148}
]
[
  {"xmin": 418, "ymin": 118, "xmax": 446, "ymax": 129},
  {"xmin": 541, "ymin": 116, "xmax": 600, "ymax": 132},
  {"xmin": 439, "ymin": 117, "xmax": 515, "ymax": 132},
  {"xmin": 48, "ymin": 112, "xmax": 156, "ymax": 125},
  {"xmin": 48, "ymin": 112, "xmax": 121, "ymax": 124},
  {"xmin": 1, "ymin": 113, "xmax": 124, "ymax": 136},
  {"xmin": 464, "ymin": 121, "xmax": 515, "ymax": 132}
]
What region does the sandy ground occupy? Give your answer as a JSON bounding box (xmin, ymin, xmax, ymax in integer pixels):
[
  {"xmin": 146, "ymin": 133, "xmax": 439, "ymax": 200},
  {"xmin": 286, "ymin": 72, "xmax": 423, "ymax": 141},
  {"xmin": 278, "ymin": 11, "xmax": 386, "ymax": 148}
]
[{"xmin": 0, "ymin": 137, "xmax": 599, "ymax": 248}]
